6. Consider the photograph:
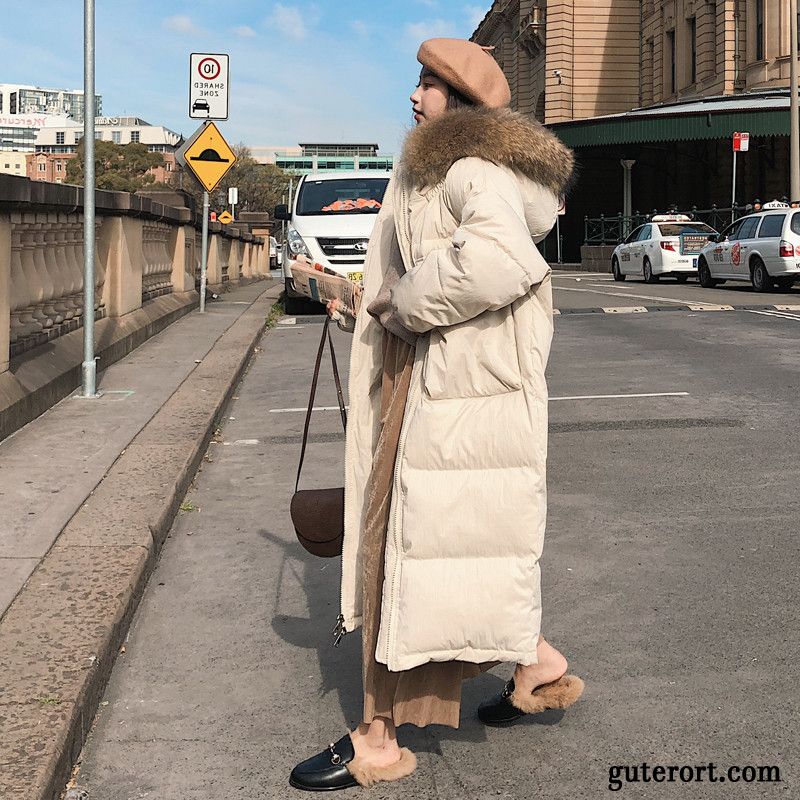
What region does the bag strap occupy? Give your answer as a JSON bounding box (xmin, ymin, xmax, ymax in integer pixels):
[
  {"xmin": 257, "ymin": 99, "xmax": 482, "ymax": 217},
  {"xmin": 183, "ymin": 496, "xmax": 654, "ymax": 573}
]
[{"xmin": 295, "ymin": 316, "xmax": 348, "ymax": 493}]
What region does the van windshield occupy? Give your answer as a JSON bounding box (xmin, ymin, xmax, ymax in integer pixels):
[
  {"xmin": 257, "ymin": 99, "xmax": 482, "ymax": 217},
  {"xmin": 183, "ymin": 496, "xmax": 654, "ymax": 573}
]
[{"xmin": 296, "ymin": 178, "xmax": 390, "ymax": 216}]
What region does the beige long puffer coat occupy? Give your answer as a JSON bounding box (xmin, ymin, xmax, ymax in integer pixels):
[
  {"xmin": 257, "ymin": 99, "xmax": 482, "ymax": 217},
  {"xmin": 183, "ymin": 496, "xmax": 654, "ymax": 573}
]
[{"xmin": 339, "ymin": 108, "xmax": 575, "ymax": 671}]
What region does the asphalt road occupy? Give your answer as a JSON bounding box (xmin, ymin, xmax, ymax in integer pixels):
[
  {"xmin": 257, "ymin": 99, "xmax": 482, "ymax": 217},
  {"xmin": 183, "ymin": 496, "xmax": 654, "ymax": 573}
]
[{"xmin": 75, "ymin": 294, "xmax": 799, "ymax": 799}]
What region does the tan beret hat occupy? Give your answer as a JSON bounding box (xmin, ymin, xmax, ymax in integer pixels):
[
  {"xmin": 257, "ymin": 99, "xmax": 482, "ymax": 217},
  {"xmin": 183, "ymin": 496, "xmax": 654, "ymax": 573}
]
[{"xmin": 417, "ymin": 38, "xmax": 511, "ymax": 109}]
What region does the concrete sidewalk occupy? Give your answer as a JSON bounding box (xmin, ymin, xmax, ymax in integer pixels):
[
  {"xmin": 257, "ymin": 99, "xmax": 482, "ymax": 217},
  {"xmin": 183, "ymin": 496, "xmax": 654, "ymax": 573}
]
[{"xmin": 0, "ymin": 279, "xmax": 282, "ymax": 800}]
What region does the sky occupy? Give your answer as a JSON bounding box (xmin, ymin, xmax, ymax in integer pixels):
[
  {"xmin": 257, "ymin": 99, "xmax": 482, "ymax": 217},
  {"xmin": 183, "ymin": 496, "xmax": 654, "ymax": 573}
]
[{"xmin": 1, "ymin": 1, "xmax": 486, "ymax": 154}]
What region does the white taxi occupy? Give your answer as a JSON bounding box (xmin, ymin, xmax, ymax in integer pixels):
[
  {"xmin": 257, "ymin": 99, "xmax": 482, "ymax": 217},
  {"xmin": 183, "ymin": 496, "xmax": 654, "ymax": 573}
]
[
  {"xmin": 696, "ymin": 201, "xmax": 800, "ymax": 292},
  {"xmin": 611, "ymin": 215, "xmax": 718, "ymax": 283}
]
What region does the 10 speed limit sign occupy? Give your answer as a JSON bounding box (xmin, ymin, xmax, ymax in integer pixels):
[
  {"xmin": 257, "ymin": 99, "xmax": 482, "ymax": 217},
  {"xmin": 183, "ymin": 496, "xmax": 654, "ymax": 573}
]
[{"xmin": 189, "ymin": 53, "xmax": 229, "ymax": 120}]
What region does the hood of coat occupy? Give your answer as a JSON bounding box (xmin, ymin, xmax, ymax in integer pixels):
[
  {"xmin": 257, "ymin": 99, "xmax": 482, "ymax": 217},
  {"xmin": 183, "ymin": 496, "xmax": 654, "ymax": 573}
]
[{"xmin": 401, "ymin": 107, "xmax": 575, "ymax": 200}]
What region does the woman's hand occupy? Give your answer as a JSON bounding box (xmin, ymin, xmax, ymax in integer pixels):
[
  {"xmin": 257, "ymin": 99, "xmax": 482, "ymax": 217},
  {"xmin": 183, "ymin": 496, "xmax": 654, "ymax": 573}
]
[{"xmin": 326, "ymin": 298, "xmax": 344, "ymax": 318}]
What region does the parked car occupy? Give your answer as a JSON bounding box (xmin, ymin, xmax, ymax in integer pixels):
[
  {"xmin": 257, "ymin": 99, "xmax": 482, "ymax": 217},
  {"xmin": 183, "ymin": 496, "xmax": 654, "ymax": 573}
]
[
  {"xmin": 611, "ymin": 215, "xmax": 718, "ymax": 283},
  {"xmin": 696, "ymin": 201, "xmax": 800, "ymax": 292},
  {"xmin": 274, "ymin": 171, "xmax": 392, "ymax": 300}
]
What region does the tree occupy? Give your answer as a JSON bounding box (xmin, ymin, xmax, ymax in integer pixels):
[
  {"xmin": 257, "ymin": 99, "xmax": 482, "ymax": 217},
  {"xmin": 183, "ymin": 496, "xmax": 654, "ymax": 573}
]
[
  {"xmin": 174, "ymin": 144, "xmax": 292, "ymax": 215},
  {"xmin": 66, "ymin": 140, "xmax": 165, "ymax": 192}
]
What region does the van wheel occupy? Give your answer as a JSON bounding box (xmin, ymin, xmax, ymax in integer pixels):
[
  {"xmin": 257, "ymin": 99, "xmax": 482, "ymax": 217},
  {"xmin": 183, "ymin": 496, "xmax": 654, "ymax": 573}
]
[
  {"xmin": 751, "ymin": 258, "xmax": 775, "ymax": 293},
  {"xmin": 612, "ymin": 258, "xmax": 626, "ymax": 281},
  {"xmin": 697, "ymin": 258, "xmax": 718, "ymax": 288},
  {"xmin": 643, "ymin": 258, "xmax": 659, "ymax": 283}
]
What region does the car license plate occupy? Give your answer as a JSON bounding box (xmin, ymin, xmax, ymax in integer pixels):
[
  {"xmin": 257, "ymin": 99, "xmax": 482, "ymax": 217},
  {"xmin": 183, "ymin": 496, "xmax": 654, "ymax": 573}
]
[
  {"xmin": 347, "ymin": 271, "xmax": 364, "ymax": 283},
  {"xmin": 693, "ymin": 258, "xmax": 698, "ymax": 268}
]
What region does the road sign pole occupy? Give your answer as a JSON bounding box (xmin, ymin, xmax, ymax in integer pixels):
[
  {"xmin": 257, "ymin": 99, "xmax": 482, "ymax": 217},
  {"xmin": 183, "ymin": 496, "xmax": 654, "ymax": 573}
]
[
  {"xmin": 731, "ymin": 148, "xmax": 737, "ymax": 223},
  {"xmin": 790, "ymin": 0, "xmax": 800, "ymax": 200},
  {"xmin": 200, "ymin": 191, "xmax": 209, "ymax": 313},
  {"xmin": 82, "ymin": 0, "xmax": 98, "ymax": 397}
]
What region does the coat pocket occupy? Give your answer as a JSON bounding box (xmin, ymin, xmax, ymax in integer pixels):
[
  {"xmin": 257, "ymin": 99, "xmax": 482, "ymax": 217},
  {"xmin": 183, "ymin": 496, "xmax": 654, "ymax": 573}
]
[{"xmin": 422, "ymin": 304, "xmax": 523, "ymax": 400}]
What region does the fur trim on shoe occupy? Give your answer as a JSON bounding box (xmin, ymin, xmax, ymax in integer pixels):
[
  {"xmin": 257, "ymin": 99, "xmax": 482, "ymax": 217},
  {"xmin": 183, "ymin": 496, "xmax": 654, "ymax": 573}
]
[
  {"xmin": 510, "ymin": 674, "xmax": 585, "ymax": 715},
  {"xmin": 346, "ymin": 747, "xmax": 417, "ymax": 788},
  {"xmin": 402, "ymin": 107, "xmax": 575, "ymax": 196}
]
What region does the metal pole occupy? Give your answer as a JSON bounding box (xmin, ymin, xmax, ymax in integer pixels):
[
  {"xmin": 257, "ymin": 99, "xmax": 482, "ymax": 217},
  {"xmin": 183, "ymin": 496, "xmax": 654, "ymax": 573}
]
[
  {"xmin": 731, "ymin": 148, "xmax": 737, "ymax": 223},
  {"xmin": 556, "ymin": 215, "xmax": 562, "ymax": 263},
  {"xmin": 791, "ymin": 0, "xmax": 800, "ymax": 200},
  {"xmin": 199, "ymin": 191, "xmax": 209, "ymax": 313},
  {"xmin": 81, "ymin": 0, "xmax": 97, "ymax": 397}
]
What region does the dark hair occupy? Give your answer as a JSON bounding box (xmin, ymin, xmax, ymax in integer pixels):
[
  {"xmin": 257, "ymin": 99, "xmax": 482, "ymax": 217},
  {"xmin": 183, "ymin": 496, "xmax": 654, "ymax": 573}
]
[{"xmin": 419, "ymin": 66, "xmax": 475, "ymax": 110}]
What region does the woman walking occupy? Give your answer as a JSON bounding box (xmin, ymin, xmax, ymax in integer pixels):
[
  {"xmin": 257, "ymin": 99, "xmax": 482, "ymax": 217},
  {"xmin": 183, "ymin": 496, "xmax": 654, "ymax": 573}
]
[{"xmin": 290, "ymin": 38, "xmax": 583, "ymax": 792}]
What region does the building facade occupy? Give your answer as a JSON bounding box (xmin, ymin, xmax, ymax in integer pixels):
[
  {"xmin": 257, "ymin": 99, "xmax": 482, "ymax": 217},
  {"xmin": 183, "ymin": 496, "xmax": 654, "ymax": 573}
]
[
  {"xmin": 0, "ymin": 151, "xmax": 27, "ymax": 177},
  {"xmin": 473, "ymin": 0, "xmax": 800, "ymax": 260},
  {"xmin": 24, "ymin": 117, "xmax": 182, "ymax": 185},
  {"xmin": 0, "ymin": 84, "xmax": 101, "ymax": 123},
  {"xmin": 252, "ymin": 142, "xmax": 394, "ymax": 175}
]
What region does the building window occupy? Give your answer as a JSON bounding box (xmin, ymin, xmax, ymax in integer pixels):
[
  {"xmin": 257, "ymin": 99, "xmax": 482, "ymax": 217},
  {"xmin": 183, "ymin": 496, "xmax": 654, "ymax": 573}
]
[
  {"xmin": 56, "ymin": 132, "xmax": 65, "ymax": 145},
  {"xmin": 689, "ymin": 18, "xmax": 696, "ymax": 84},
  {"xmin": 38, "ymin": 162, "xmax": 46, "ymax": 172},
  {"xmin": 131, "ymin": 130, "xmax": 140, "ymax": 143},
  {"xmin": 55, "ymin": 161, "xmax": 63, "ymax": 172},
  {"xmin": 666, "ymin": 30, "xmax": 676, "ymax": 95},
  {"xmin": 756, "ymin": 0, "xmax": 764, "ymax": 61},
  {"xmin": 10, "ymin": 92, "xmax": 17, "ymax": 114},
  {"xmin": 112, "ymin": 130, "xmax": 121, "ymax": 144}
]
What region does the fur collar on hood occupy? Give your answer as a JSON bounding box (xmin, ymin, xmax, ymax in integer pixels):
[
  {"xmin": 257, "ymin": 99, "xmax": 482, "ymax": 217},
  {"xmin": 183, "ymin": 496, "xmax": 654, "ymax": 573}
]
[{"xmin": 401, "ymin": 107, "xmax": 575, "ymax": 197}]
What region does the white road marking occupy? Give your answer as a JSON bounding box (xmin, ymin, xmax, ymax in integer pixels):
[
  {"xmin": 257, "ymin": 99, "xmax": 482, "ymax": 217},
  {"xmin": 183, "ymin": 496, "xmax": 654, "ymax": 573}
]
[
  {"xmin": 270, "ymin": 405, "xmax": 351, "ymax": 413},
  {"xmin": 581, "ymin": 285, "xmax": 721, "ymax": 306},
  {"xmin": 269, "ymin": 392, "xmax": 690, "ymax": 413},
  {"xmin": 550, "ymin": 392, "xmax": 690, "ymax": 402},
  {"xmin": 748, "ymin": 310, "xmax": 800, "ymax": 323}
]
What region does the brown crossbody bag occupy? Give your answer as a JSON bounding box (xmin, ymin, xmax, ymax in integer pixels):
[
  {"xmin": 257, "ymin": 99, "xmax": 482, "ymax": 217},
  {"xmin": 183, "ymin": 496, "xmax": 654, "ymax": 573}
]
[{"xmin": 290, "ymin": 316, "xmax": 347, "ymax": 558}]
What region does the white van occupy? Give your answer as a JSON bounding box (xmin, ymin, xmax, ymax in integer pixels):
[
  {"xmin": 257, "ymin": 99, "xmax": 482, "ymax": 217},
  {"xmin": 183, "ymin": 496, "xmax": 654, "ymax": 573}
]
[{"xmin": 275, "ymin": 171, "xmax": 393, "ymax": 299}]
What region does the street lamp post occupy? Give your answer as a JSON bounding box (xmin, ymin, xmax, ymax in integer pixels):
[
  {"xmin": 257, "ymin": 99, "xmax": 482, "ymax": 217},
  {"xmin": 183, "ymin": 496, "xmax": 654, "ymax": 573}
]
[
  {"xmin": 81, "ymin": 0, "xmax": 97, "ymax": 397},
  {"xmin": 791, "ymin": 0, "xmax": 800, "ymax": 201}
]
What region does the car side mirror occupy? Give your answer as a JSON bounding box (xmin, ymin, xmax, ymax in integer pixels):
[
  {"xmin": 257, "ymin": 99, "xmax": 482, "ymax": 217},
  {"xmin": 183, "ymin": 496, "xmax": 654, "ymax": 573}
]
[{"xmin": 274, "ymin": 204, "xmax": 291, "ymax": 221}]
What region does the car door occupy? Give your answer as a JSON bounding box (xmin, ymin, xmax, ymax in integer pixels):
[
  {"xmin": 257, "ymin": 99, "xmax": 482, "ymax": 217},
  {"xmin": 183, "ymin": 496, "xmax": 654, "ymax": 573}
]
[
  {"xmin": 732, "ymin": 215, "xmax": 762, "ymax": 278},
  {"xmin": 632, "ymin": 224, "xmax": 652, "ymax": 275},
  {"xmin": 618, "ymin": 226, "xmax": 642, "ymax": 275},
  {"xmin": 709, "ymin": 218, "xmax": 743, "ymax": 278},
  {"xmin": 753, "ymin": 213, "xmax": 787, "ymax": 276}
]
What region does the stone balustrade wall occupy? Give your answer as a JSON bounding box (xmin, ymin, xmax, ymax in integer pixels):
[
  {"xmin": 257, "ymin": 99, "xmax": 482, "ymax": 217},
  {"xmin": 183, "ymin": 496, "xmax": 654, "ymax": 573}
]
[{"xmin": 0, "ymin": 175, "xmax": 268, "ymax": 374}]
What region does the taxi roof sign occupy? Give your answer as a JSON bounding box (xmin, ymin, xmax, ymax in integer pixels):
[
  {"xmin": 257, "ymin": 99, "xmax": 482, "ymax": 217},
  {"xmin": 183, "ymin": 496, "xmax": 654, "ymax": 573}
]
[
  {"xmin": 762, "ymin": 200, "xmax": 789, "ymax": 209},
  {"xmin": 182, "ymin": 122, "xmax": 237, "ymax": 193},
  {"xmin": 651, "ymin": 214, "xmax": 691, "ymax": 222}
]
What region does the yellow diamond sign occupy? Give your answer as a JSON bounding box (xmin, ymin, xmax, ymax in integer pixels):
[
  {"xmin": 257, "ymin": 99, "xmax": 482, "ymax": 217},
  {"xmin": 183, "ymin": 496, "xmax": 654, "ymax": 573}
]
[
  {"xmin": 218, "ymin": 211, "xmax": 233, "ymax": 224},
  {"xmin": 183, "ymin": 122, "xmax": 236, "ymax": 193}
]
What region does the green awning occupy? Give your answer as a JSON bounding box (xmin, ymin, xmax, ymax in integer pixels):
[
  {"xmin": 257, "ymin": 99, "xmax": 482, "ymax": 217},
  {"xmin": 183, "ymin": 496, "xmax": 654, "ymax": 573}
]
[{"xmin": 549, "ymin": 108, "xmax": 790, "ymax": 148}]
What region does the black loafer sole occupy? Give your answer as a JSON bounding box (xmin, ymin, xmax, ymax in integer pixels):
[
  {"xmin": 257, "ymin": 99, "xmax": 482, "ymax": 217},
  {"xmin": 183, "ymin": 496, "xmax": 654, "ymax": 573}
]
[{"xmin": 289, "ymin": 774, "xmax": 358, "ymax": 792}]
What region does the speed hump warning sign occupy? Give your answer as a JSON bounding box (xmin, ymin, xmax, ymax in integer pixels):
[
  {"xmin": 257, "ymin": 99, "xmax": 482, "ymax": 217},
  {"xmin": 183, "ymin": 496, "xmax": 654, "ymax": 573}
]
[{"xmin": 180, "ymin": 122, "xmax": 237, "ymax": 193}]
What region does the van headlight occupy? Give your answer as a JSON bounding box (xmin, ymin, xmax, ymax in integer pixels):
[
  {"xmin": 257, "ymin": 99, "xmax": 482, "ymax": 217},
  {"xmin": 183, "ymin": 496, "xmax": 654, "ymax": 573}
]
[{"xmin": 287, "ymin": 227, "xmax": 311, "ymax": 258}]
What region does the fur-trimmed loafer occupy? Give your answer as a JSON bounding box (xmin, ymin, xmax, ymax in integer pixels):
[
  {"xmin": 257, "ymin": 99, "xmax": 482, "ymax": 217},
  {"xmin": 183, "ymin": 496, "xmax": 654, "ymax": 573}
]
[
  {"xmin": 289, "ymin": 733, "xmax": 417, "ymax": 792},
  {"xmin": 478, "ymin": 674, "xmax": 585, "ymax": 727}
]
